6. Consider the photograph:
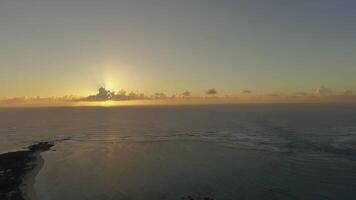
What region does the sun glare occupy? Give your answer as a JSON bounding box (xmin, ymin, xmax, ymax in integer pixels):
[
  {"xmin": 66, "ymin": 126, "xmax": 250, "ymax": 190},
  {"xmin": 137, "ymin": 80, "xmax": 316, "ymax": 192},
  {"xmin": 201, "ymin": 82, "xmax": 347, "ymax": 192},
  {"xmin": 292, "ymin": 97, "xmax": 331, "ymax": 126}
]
[
  {"xmin": 102, "ymin": 100, "xmax": 115, "ymax": 107},
  {"xmin": 104, "ymin": 81, "xmax": 115, "ymax": 91}
]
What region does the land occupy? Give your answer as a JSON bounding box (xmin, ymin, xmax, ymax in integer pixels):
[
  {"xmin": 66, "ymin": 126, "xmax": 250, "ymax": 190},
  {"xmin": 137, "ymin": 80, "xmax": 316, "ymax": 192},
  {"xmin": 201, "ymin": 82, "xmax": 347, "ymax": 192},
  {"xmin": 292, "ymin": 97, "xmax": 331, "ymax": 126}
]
[{"xmin": 0, "ymin": 142, "xmax": 54, "ymax": 200}]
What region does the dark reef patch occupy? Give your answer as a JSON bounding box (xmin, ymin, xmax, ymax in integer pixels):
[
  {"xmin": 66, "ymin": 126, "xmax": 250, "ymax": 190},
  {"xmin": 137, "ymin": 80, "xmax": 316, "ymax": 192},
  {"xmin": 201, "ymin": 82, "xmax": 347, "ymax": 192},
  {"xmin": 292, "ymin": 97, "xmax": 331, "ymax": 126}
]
[{"xmin": 0, "ymin": 142, "xmax": 54, "ymax": 200}]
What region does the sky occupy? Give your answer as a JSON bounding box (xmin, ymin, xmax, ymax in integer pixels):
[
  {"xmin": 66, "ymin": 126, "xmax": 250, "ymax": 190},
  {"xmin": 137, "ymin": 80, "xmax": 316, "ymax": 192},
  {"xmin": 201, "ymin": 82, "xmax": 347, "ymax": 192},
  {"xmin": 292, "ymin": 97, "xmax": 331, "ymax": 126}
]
[{"xmin": 1, "ymin": 0, "xmax": 356, "ymax": 103}]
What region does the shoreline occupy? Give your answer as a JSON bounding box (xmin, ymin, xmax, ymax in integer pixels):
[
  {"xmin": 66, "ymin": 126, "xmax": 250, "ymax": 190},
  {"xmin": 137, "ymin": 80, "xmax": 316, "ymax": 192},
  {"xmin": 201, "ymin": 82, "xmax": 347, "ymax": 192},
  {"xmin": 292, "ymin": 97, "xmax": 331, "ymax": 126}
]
[
  {"xmin": 0, "ymin": 142, "xmax": 54, "ymax": 200},
  {"xmin": 22, "ymin": 152, "xmax": 45, "ymax": 200}
]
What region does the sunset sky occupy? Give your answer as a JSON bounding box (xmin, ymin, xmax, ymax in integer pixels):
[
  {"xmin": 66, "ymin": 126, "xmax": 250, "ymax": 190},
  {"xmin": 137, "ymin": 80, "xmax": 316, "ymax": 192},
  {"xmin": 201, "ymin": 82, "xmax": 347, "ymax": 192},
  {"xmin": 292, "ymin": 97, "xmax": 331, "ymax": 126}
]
[{"xmin": 1, "ymin": 0, "xmax": 356, "ymax": 104}]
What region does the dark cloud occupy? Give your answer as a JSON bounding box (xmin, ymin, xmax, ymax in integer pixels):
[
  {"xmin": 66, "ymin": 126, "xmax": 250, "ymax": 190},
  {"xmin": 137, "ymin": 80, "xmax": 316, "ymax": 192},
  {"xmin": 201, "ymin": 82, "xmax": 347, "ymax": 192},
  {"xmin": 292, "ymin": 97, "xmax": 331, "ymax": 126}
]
[
  {"xmin": 182, "ymin": 91, "xmax": 191, "ymax": 97},
  {"xmin": 84, "ymin": 87, "xmax": 114, "ymax": 101},
  {"xmin": 267, "ymin": 93, "xmax": 281, "ymax": 97},
  {"xmin": 295, "ymin": 92, "xmax": 308, "ymax": 96},
  {"xmin": 111, "ymin": 90, "xmax": 129, "ymax": 100},
  {"xmin": 241, "ymin": 90, "xmax": 252, "ymax": 94},
  {"xmin": 117, "ymin": 89, "xmax": 127, "ymax": 96},
  {"xmin": 153, "ymin": 93, "xmax": 167, "ymax": 99},
  {"xmin": 3, "ymin": 86, "xmax": 356, "ymax": 106},
  {"xmin": 344, "ymin": 90, "xmax": 353, "ymax": 96},
  {"xmin": 83, "ymin": 87, "xmax": 146, "ymax": 101},
  {"xmin": 205, "ymin": 88, "xmax": 217, "ymax": 95},
  {"xmin": 287, "ymin": 95, "xmax": 299, "ymax": 99},
  {"xmin": 127, "ymin": 91, "xmax": 145, "ymax": 99},
  {"xmin": 112, "ymin": 91, "xmax": 146, "ymax": 101}
]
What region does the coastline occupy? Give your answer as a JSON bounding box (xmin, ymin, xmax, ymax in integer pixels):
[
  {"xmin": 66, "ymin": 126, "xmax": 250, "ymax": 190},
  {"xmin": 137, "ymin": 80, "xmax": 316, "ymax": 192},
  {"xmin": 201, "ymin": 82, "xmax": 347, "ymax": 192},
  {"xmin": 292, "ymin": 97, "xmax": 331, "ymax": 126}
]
[
  {"xmin": 0, "ymin": 142, "xmax": 54, "ymax": 200},
  {"xmin": 21, "ymin": 152, "xmax": 45, "ymax": 200}
]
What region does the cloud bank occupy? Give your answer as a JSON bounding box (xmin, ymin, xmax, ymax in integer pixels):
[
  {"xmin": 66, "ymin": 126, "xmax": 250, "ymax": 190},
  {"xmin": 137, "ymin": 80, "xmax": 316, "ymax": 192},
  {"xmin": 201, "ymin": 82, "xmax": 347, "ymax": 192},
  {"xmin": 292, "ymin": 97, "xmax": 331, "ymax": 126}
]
[
  {"xmin": 241, "ymin": 90, "xmax": 252, "ymax": 94},
  {"xmin": 82, "ymin": 87, "xmax": 146, "ymax": 101},
  {"xmin": 182, "ymin": 91, "xmax": 191, "ymax": 98},
  {"xmin": 205, "ymin": 88, "xmax": 217, "ymax": 95},
  {"xmin": 1, "ymin": 86, "xmax": 356, "ymax": 107}
]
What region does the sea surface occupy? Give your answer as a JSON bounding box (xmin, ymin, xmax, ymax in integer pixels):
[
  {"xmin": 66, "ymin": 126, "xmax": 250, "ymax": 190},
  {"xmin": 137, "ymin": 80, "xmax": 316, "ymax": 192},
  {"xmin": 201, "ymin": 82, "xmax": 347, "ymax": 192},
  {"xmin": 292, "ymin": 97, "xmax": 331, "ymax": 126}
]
[{"xmin": 1, "ymin": 104, "xmax": 356, "ymax": 200}]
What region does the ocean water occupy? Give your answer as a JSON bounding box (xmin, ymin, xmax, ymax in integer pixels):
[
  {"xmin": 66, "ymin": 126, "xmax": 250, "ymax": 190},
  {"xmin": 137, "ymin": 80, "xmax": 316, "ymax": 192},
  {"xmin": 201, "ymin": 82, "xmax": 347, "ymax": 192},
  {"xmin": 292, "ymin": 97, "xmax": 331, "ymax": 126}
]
[{"xmin": 1, "ymin": 104, "xmax": 356, "ymax": 200}]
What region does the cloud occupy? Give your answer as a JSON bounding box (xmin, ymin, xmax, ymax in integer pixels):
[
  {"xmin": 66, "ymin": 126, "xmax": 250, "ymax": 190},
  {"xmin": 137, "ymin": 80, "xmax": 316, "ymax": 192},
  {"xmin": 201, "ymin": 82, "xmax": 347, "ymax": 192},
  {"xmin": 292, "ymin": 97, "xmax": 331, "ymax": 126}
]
[
  {"xmin": 295, "ymin": 92, "xmax": 308, "ymax": 96},
  {"xmin": 286, "ymin": 95, "xmax": 299, "ymax": 99},
  {"xmin": 83, "ymin": 87, "xmax": 114, "ymax": 101},
  {"xmin": 2, "ymin": 86, "xmax": 356, "ymax": 107},
  {"xmin": 116, "ymin": 89, "xmax": 127, "ymax": 96},
  {"xmin": 344, "ymin": 90, "xmax": 353, "ymax": 96},
  {"xmin": 153, "ymin": 93, "xmax": 167, "ymax": 99},
  {"xmin": 205, "ymin": 88, "xmax": 217, "ymax": 95},
  {"xmin": 127, "ymin": 91, "xmax": 145, "ymax": 99},
  {"xmin": 314, "ymin": 86, "xmax": 333, "ymax": 97},
  {"xmin": 82, "ymin": 87, "xmax": 146, "ymax": 101},
  {"xmin": 112, "ymin": 91, "xmax": 146, "ymax": 101},
  {"xmin": 241, "ymin": 90, "xmax": 252, "ymax": 94},
  {"xmin": 0, "ymin": 96, "xmax": 76, "ymax": 107},
  {"xmin": 267, "ymin": 93, "xmax": 281, "ymax": 97},
  {"xmin": 182, "ymin": 91, "xmax": 191, "ymax": 97}
]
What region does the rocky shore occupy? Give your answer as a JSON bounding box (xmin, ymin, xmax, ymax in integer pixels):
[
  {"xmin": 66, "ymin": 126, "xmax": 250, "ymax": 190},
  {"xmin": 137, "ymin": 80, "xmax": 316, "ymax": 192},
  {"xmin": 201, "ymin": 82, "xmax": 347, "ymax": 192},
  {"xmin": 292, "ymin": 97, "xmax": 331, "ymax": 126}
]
[{"xmin": 0, "ymin": 142, "xmax": 54, "ymax": 200}]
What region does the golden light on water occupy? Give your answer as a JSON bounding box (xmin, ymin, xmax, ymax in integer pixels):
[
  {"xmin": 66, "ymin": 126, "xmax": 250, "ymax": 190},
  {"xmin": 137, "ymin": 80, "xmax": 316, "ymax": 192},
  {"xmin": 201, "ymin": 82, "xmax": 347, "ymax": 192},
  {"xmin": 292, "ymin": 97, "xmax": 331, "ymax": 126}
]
[
  {"xmin": 75, "ymin": 100, "xmax": 140, "ymax": 107},
  {"xmin": 99, "ymin": 100, "xmax": 115, "ymax": 107},
  {"xmin": 73, "ymin": 98, "xmax": 244, "ymax": 107}
]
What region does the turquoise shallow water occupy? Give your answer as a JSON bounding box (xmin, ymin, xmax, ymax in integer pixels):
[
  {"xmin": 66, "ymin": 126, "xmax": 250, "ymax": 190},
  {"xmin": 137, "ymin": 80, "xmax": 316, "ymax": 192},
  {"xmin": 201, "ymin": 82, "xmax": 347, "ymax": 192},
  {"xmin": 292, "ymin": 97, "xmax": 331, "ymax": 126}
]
[{"xmin": 1, "ymin": 104, "xmax": 356, "ymax": 199}]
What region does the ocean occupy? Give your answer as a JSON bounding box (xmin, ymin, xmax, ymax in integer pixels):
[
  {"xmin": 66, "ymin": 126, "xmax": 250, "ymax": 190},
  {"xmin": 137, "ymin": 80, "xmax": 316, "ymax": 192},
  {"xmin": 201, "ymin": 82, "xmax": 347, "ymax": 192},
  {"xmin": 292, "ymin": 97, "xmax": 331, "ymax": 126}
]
[{"xmin": 1, "ymin": 104, "xmax": 356, "ymax": 200}]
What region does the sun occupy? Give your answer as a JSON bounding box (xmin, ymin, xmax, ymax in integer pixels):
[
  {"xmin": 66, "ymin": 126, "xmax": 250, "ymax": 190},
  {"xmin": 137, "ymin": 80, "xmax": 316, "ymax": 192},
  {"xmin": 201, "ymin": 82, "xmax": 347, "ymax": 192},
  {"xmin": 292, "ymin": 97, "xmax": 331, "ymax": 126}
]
[{"xmin": 104, "ymin": 80, "xmax": 116, "ymax": 91}]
